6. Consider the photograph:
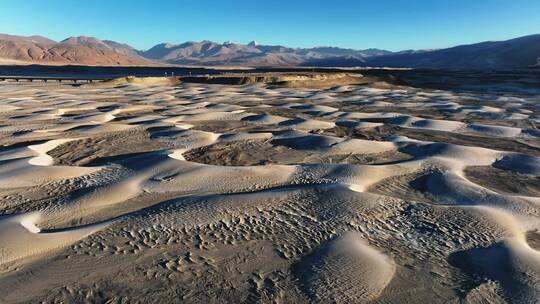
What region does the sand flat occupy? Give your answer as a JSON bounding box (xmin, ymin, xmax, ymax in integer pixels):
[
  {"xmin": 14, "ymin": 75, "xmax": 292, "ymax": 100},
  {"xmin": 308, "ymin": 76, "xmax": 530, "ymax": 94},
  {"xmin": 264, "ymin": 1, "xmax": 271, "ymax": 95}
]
[{"xmin": 0, "ymin": 76, "xmax": 538, "ymax": 303}]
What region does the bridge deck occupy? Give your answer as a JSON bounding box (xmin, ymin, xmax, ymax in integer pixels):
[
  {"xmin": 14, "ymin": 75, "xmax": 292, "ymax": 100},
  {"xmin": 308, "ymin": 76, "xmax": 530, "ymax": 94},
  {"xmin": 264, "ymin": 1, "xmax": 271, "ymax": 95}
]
[{"xmin": 0, "ymin": 76, "xmax": 110, "ymax": 83}]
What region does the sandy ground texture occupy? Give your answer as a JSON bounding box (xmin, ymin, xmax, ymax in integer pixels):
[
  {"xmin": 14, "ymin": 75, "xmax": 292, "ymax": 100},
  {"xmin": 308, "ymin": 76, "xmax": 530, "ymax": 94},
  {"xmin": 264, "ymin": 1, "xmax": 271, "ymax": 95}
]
[{"xmin": 0, "ymin": 75, "xmax": 539, "ymax": 303}]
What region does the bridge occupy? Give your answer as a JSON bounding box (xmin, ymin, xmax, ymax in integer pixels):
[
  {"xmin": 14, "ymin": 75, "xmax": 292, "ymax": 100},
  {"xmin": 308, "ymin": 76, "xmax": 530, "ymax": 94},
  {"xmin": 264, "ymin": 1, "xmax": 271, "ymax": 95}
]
[{"xmin": 0, "ymin": 76, "xmax": 109, "ymax": 83}]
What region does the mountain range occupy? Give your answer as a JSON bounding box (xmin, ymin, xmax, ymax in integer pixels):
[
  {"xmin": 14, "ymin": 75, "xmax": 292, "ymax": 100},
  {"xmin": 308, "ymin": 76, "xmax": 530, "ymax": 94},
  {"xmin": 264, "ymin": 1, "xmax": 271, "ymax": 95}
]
[
  {"xmin": 0, "ymin": 33, "xmax": 539, "ymax": 69},
  {"xmin": 0, "ymin": 34, "xmax": 151, "ymax": 66},
  {"xmin": 140, "ymin": 40, "xmax": 392, "ymax": 66}
]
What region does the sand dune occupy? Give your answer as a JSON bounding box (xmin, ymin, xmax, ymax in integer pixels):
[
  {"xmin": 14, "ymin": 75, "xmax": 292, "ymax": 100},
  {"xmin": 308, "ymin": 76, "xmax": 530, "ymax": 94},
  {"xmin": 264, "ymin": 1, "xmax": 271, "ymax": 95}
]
[
  {"xmin": 0, "ymin": 212, "xmax": 108, "ymax": 266},
  {"xmin": 450, "ymin": 206, "xmax": 540, "ymax": 303},
  {"xmin": 28, "ymin": 138, "xmax": 77, "ymax": 166},
  {"xmin": 0, "ymin": 77, "xmax": 538, "ymax": 303},
  {"xmin": 294, "ymin": 232, "xmax": 395, "ymax": 302}
]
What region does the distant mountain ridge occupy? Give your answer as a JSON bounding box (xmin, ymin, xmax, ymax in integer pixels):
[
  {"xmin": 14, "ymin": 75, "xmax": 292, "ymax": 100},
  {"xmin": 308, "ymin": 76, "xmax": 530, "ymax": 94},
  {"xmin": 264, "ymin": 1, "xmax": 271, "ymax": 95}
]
[
  {"xmin": 139, "ymin": 40, "xmax": 391, "ymax": 66},
  {"xmin": 364, "ymin": 34, "xmax": 540, "ymax": 69},
  {"xmin": 0, "ymin": 33, "xmax": 539, "ymax": 69},
  {"xmin": 0, "ymin": 34, "xmax": 152, "ymax": 66}
]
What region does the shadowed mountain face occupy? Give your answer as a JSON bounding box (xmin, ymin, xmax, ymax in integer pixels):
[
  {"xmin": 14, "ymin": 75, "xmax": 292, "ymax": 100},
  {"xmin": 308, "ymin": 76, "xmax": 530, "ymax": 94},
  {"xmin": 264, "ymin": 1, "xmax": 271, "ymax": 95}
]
[
  {"xmin": 364, "ymin": 34, "xmax": 540, "ymax": 69},
  {"xmin": 0, "ymin": 34, "xmax": 153, "ymax": 66},
  {"xmin": 0, "ymin": 33, "xmax": 539, "ymax": 68}
]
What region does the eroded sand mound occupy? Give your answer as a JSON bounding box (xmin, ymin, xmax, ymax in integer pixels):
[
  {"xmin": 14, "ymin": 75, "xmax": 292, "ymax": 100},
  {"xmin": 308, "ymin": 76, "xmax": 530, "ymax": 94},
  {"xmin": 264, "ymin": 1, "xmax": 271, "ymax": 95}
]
[
  {"xmin": 0, "ymin": 76, "xmax": 539, "ymax": 303},
  {"xmin": 103, "ymin": 76, "xmax": 181, "ymax": 86},
  {"xmin": 178, "ymin": 72, "xmax": 395, "ymax": 88}
]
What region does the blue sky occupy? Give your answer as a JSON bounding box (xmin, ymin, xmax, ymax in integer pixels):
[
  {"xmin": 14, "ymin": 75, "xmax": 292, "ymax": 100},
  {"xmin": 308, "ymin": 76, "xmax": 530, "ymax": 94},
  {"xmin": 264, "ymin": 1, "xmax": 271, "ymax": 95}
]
[{"xmin": 1, "ymin": 0, "xmax": 539, "ymax": 51}]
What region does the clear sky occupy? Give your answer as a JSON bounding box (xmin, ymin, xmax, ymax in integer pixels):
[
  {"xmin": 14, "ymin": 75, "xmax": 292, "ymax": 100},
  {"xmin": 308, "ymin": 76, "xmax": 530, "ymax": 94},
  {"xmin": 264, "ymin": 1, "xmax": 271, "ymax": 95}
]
[{"xmin": 1, "ymin": 0, "xmax": 539, "ymax": 51}]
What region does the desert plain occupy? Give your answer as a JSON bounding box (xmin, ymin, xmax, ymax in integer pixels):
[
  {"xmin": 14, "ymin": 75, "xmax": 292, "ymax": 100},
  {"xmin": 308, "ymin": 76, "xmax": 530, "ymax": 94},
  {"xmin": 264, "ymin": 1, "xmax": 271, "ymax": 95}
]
[{"xmin": 0, "ymin": 71, "xmax": 539, "ymax": 303}]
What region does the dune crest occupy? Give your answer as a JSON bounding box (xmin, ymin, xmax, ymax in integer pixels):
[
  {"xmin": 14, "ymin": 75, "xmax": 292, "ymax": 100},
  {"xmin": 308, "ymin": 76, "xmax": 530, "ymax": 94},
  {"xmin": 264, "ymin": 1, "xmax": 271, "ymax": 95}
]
[{"xmin": 0, "ymin": 212, "xmax": 108, "ymax": 266}]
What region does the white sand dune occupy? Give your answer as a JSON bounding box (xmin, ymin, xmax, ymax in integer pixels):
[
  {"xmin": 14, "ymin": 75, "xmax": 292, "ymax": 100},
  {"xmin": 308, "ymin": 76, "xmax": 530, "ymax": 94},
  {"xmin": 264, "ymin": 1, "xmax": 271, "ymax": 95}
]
[
  {"xmin": 0, "ymin": 212, "xmax": 108, "ymax": 265},
  {"xmin": 0, "ymin": 145, "xmax": 98, "ymax": 188},
  {"xmin": 450, "ymin": 207, "xmax": 540, "ymax": 303},
  {"xmin": 242, "ymin": 113, "xmax": 290, "ymax": 124},
  {"xmin": 28, "ymin": 138, "xmax": 77, "ymax": 166},
  {"xmin": 294, "ymin": 232, "xmax": 395, "ymax": 302}
]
